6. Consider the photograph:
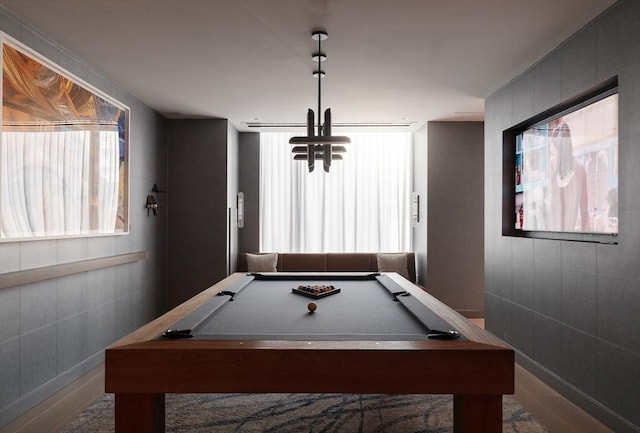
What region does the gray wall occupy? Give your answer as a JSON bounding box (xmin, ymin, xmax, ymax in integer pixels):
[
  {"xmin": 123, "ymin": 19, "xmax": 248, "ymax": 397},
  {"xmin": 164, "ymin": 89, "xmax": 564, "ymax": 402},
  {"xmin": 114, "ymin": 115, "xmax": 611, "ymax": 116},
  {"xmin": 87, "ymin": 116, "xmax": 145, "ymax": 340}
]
[
  {"xmin": 166, "ymin": 119, "xmax": 236, "ymax": 308},
  {"xmin": 485, "ymin": 1, "xmax": 640, "ymax": 431},
  {"xmin": 412, "ymin": 125, "xmax": 428, "ymax": 286},
  {"xmin": 0, "ymin": 7, "xmax": 168, "ymax": 426},
  {"xmin": 427, "ymin": 122, "xmax": 484, "ymax": 316},
  {"xmin": 238, "ymin": 132, "xmax": 261, "ymax": 254}
]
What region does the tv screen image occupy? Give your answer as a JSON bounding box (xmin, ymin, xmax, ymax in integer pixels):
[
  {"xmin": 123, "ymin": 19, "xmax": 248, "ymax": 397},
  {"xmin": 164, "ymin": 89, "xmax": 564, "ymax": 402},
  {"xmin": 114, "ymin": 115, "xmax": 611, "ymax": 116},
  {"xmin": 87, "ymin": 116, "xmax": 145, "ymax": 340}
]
[{"xmin": 515, "ymin": 93, "xmax": 618, "ymax": 235}]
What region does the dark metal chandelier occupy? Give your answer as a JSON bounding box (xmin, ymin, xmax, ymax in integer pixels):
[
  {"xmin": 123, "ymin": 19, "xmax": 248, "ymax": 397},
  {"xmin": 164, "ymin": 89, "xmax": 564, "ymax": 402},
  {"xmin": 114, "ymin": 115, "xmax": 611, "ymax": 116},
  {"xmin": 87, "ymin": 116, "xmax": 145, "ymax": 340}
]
[{"xmin": 290, "ymin": 31, "xmax": 350, "ymax": 173}]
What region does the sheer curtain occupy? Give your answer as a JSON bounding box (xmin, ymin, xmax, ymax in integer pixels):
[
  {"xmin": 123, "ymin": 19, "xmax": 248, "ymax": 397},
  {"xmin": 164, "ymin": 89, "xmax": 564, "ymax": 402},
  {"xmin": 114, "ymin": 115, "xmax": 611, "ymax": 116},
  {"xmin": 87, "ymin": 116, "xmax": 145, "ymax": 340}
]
[
  {"xmin": 260, "ymin": 131, "xmax": 412, "ymax": 253},
  {"xmin": 0, "ymin": 129, "xmax": 119, "ymax": 238}
]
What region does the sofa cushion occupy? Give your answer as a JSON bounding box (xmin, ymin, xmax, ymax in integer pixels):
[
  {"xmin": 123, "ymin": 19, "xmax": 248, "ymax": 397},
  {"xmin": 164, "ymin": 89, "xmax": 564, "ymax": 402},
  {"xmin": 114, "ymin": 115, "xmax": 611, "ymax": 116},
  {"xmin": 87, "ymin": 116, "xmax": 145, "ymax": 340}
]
[
  {"xmin": 246, "ymin": 253, "xmax": 278, "ymax": 272},
  {"xmin": 327, "ymin": 253, "xmax": 377, "ymax": 272},
  {"xmin": 377, "ymin": 253, "xmax": 410, "ymax": 280},
  {"xmin": 282, "ymin": 253, "xmax": 327, "ymax": 271}
]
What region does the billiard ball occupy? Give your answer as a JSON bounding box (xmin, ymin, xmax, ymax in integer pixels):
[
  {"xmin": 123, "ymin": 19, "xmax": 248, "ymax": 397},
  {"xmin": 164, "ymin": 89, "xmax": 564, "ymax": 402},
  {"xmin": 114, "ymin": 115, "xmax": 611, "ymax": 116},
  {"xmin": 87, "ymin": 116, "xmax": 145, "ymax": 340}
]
[{"xmin": 307, "ymin": 302, "xmax": 317, "ymax": 313}]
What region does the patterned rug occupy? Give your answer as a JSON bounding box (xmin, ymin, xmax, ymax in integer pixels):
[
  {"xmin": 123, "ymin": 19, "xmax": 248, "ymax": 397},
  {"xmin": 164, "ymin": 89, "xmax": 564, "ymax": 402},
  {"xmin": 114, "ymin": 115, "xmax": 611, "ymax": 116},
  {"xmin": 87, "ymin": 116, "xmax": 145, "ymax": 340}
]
[{"xmin": 60, "ymin": 393, "xmax": 548, "ymax": 432}]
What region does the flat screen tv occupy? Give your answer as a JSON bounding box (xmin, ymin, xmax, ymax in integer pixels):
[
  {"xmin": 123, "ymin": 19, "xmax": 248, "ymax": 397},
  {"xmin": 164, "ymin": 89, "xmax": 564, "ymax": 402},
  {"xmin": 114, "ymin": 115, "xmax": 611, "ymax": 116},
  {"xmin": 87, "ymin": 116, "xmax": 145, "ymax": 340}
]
[{"xmin": 505, "ymin": 79, "xmax": 618, "ymax": 241}]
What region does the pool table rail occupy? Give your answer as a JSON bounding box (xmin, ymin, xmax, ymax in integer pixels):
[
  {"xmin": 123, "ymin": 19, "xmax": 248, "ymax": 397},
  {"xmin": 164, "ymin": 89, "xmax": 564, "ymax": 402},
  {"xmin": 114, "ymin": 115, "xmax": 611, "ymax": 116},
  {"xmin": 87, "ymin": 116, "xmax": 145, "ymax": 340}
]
[
  {"xmin": 106, "ymin": 339, "xmax": 513, "ymax": 395},
  {"xmin": 385, "ymin": 273, "xmax": 510, "ymax": 349},
  {"xmin": 108, "ymin": 273, "xmax": 248, "ymax": 348}
]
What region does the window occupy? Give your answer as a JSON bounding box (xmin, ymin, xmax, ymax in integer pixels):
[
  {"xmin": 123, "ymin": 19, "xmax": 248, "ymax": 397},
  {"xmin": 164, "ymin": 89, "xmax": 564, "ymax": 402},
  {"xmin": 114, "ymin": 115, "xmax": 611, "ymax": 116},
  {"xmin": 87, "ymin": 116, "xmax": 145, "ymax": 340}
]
[{"xmin": 260, "ymin": 131, "xmax": 412, "ymax": 253}]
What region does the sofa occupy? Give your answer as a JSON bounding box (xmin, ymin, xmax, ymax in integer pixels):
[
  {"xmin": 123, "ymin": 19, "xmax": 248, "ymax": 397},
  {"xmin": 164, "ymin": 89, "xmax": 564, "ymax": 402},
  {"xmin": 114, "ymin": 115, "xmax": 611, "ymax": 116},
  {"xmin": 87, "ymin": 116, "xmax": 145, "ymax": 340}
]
[{"xmin": 237, "ymin": 252, "xmax": 416, "ymax": 283}]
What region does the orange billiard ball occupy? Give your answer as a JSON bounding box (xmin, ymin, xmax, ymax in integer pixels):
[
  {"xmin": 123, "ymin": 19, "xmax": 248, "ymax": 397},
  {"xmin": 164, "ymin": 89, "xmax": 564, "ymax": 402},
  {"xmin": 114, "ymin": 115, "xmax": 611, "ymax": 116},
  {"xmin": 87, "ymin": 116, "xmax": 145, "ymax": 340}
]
[{"xmin": 307, "ymin": 302, "xmax": 317, "ymax": 313}]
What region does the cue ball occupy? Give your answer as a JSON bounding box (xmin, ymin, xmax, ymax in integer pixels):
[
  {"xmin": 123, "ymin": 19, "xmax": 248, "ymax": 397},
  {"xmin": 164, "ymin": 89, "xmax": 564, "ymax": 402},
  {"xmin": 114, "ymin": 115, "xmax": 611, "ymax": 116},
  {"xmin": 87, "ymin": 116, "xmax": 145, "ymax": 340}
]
[{"xmin": 307, "ymin": 302, "xmax": 317, "ymax": 313}]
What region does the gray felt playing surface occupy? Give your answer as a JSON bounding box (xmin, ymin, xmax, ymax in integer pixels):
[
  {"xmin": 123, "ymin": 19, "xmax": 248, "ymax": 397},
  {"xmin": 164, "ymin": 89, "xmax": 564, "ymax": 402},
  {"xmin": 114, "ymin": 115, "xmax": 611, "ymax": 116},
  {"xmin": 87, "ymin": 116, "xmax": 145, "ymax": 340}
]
[{"xmin": 167, "ymin": 274, "xmax": 461, "ymax": 341}]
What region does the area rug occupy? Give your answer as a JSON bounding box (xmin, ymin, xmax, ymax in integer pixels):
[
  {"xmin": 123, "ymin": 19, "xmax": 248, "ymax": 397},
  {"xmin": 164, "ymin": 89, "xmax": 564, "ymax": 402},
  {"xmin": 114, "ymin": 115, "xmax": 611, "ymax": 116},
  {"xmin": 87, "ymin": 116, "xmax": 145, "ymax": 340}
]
[{"xmin": 60, "ymin": 393, "xmax": 548, "ymax": 432}]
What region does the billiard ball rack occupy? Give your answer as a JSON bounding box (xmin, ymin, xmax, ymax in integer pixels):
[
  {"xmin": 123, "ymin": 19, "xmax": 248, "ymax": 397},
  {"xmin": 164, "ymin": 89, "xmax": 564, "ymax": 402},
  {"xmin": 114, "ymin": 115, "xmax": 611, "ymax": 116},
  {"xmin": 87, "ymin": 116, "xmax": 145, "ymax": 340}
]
[{"xmin": 292, "ymin": 284, "xmax": 341, "ymax": 299}]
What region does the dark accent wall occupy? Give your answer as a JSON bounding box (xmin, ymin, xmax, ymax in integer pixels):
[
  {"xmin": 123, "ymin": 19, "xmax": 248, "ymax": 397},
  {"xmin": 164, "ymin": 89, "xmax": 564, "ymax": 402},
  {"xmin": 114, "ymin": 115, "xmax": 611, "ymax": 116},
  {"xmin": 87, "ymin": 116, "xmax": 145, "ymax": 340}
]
[
  {"xmin": 485, "ymin": 1, "xmax": 640, "ymax": 431},
  {"xmin": 238, "ymin": 132, "xmax": 261, "ymax": 253},
  {"xmin": 427, "ymin": 122, "xmax": 484, "ymax": 316},
  {"xmin": 0, "ymin": 7, "xmax": 168, "ymax": 426},
  {"xmin": 167, "ymin": 119, "xmax": 238, "ymax": 308}
]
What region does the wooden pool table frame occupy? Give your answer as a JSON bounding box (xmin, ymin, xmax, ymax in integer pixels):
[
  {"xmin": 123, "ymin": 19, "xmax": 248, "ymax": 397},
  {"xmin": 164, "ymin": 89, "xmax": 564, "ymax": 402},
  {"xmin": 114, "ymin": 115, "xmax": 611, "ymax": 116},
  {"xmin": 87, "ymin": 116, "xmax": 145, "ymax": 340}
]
[{"xmin": 105, "ymin": 272, "xmax": 514, "ymax": 433}]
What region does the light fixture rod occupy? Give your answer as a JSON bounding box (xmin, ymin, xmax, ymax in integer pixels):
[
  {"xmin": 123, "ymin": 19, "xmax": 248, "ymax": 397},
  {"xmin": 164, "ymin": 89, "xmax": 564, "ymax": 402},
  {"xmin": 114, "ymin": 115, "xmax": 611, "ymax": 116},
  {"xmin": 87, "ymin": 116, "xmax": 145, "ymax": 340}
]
[{"xmin": 316, "ymin": 32, "xmax": 323, "ymax": 136}]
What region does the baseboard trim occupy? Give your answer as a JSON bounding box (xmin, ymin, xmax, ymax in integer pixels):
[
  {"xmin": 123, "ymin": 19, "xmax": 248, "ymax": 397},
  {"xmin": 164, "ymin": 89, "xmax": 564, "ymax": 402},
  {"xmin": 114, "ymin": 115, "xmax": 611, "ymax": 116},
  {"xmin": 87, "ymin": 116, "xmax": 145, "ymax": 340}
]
[
  {"xmin": 0, "ymin": 351, "xmax": 104, "ymax": 429},
  {"xmin": 516, "ymin": 352, "xmax": 640, "ymax": 433}
]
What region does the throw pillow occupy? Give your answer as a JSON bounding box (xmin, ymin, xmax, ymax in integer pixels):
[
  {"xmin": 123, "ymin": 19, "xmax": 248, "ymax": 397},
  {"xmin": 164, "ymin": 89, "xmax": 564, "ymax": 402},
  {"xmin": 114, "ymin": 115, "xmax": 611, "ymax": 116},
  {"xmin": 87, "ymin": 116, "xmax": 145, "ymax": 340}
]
[
  {"xmin": 377, "ymin": 253, "xmax": 410, "ymax": 280},
  {"xmin": 246, "ymin": 253, "xmax": 278, "ymax": 272}
]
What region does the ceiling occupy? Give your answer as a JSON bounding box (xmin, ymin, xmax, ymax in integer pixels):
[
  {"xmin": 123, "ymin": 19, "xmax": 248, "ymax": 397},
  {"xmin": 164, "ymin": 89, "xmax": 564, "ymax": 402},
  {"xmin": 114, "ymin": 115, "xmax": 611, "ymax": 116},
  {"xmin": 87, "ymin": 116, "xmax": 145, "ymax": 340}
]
[{"xmin": 0, "ymin": 0, "xmax": 617, "ymax": 132}]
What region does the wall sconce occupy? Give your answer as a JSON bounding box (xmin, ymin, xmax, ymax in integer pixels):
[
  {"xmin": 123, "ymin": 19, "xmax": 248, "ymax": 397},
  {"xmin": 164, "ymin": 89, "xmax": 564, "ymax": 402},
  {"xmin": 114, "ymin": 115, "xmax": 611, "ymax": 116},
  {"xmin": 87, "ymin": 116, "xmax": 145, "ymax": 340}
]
[
  {"xmin": 411, "ymin": 192, "xmax": 420, "ymax": 225},
  {"xmin": 237, "ymin": 192, "xmax": 245, "ymax": 228}
]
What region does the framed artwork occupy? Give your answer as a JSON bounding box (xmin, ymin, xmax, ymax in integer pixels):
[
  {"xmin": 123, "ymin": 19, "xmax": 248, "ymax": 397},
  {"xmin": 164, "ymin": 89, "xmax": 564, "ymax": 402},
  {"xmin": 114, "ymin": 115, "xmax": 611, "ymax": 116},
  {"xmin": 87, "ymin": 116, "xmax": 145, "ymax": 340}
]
[{"xmin": 0, "ymin": 33, "xmax": 129, "ymax": 241}]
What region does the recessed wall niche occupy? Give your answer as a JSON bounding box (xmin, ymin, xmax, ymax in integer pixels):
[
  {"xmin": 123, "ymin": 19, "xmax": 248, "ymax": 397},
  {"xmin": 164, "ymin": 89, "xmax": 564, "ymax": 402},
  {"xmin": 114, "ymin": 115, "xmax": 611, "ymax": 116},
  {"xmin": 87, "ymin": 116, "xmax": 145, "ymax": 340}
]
[{"xmin": 502, "ymin": 77, "xmax": 618, "ymax": 244}]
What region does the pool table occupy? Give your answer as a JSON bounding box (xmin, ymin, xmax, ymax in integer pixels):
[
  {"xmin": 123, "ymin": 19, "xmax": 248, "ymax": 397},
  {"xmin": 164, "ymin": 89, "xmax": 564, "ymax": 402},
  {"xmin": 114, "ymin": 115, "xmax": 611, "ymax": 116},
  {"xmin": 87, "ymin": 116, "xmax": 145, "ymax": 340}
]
[{"xmin": 105, "ymin": 272, "xmax": 514, "ymax": 433}]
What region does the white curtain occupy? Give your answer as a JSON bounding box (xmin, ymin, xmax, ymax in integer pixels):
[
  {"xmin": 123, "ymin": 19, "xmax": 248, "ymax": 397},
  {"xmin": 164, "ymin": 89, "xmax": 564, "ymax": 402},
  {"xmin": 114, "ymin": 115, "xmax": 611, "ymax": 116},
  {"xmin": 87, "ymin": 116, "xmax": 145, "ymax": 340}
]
[
  {"xmin": 260, "ymin": 131, "xmax": 412, "ymax": 253},
  {"xmin": 97, "ymin": 130, "xmax": 120, "ymax": 231},
  {"xmin": 0, "ymin": 129, "xmax": 119, "ymax": 238}
]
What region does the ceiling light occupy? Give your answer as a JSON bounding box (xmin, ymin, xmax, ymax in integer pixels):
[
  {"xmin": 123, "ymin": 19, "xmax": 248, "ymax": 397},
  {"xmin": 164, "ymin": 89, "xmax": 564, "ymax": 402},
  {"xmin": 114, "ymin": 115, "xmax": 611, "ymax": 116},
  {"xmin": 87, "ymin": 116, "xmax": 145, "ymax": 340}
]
[{"xmin": 289, "ymin": 30, "xmax": 350, "ymax": 173}]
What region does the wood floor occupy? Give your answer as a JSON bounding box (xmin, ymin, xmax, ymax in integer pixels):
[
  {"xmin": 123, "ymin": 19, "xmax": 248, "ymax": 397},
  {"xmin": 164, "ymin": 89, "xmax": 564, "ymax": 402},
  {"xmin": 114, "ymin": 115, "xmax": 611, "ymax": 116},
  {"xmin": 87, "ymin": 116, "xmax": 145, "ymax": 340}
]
[
  {"xmin": 2, "ymin": 321, "xmax": 614, "ymax": 433},
  {"xmin": 0, "ymin": 365, "xmax": 105, "ymax": 433}
]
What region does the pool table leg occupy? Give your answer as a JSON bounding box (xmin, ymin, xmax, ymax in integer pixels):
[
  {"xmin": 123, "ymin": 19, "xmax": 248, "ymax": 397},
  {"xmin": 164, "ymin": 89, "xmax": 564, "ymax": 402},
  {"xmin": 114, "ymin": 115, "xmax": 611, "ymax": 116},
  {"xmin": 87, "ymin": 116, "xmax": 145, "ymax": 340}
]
[
  {"xmin": 453, "ymin": 394, "xmax": 502, "ymax": 433},
  {"xmin": 115, "ymin": 393, "xmax": 165, "ymax": 433}
]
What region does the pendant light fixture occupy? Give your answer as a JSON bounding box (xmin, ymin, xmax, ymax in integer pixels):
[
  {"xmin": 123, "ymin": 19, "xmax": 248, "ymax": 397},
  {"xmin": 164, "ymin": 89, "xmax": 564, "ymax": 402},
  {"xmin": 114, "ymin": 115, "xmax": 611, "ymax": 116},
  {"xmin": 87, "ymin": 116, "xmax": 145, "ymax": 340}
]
[{"xmin": 290, "ymin": 31, "xmax": 350, "ymax": 173}]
